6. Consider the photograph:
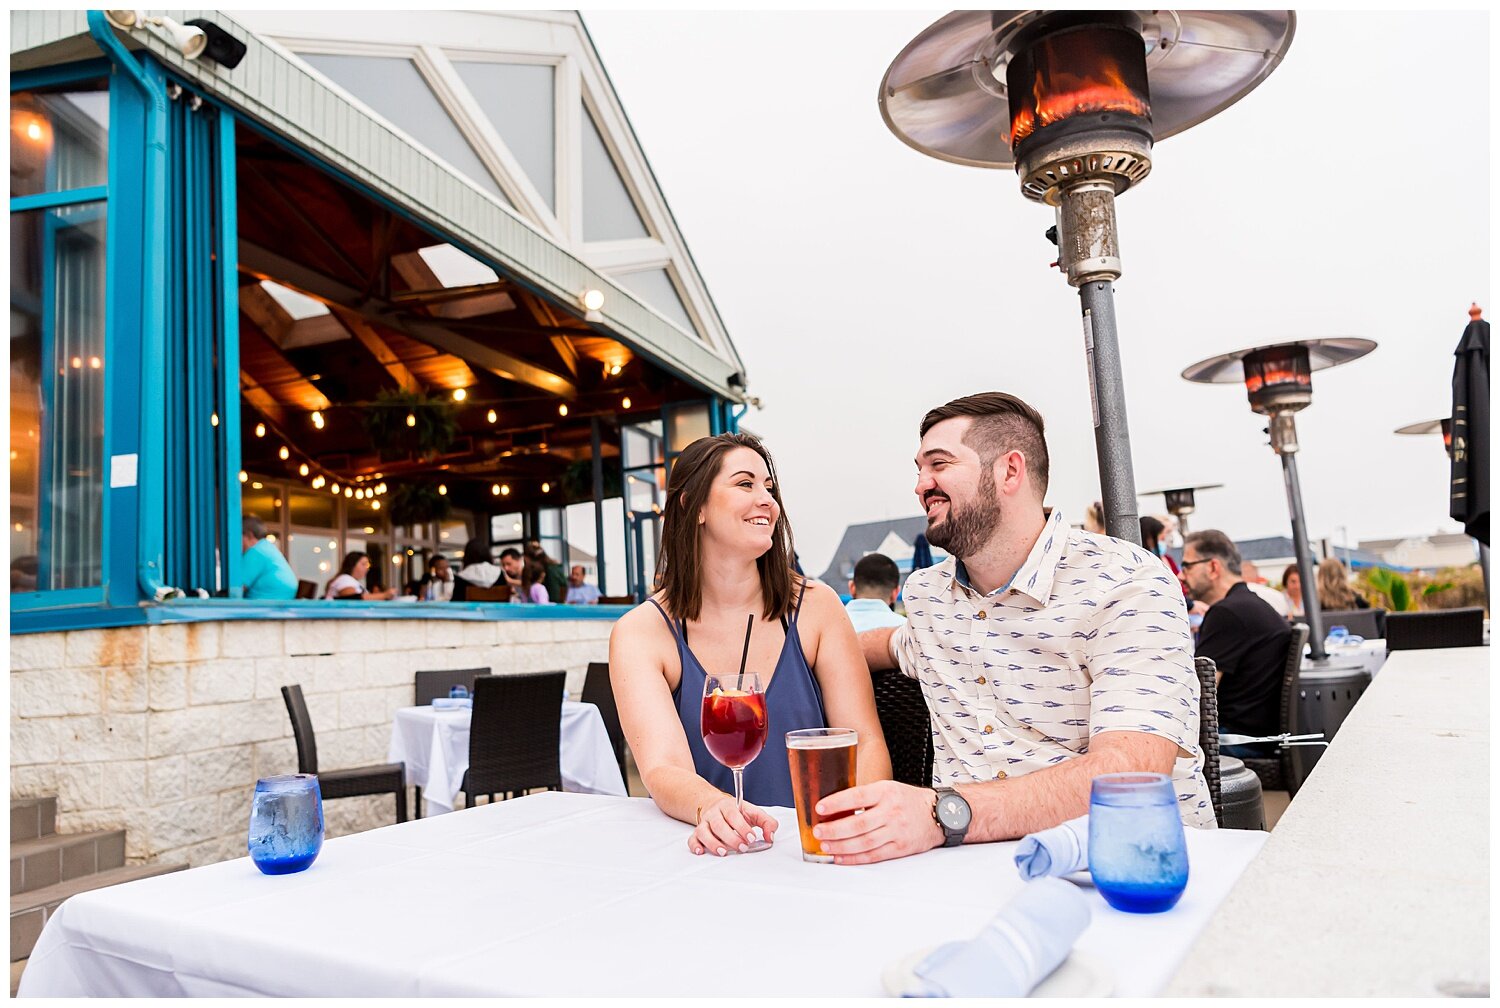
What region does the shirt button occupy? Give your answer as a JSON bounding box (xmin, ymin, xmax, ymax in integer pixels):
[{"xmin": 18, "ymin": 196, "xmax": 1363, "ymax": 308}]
[
  {"xmin": 995, "ymin": 770, "xmax": 1007, "ymax": 780},
  {"xmin": 982, "ymin": 725, "xmax": 994, "ymax": 735},
  {"xmin": 976, "ymin": 676, "xmax": 986, "ymax": 686},
  {"xmin": 976, "ymin": 610, "xmax": 986, "ymax": 619}
]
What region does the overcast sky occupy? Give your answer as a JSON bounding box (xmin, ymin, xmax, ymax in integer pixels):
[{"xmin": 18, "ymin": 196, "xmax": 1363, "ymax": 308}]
[{"xmin": 582, "ymin": 10, "xmax": 1491, "ymax": 576}]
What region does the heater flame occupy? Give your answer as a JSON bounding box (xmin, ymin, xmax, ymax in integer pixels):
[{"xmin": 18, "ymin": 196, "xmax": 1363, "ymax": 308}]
[{"xmin": 1011, "ymin": 61, "xmax": 1149, "ymax": 148}]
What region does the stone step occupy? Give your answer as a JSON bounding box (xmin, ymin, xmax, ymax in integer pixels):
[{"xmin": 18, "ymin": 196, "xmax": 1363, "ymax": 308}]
[
  {"xmin": 8, "ymin": 799, "xmax": 56, "ymax": 844},
  {"xmin": 10, "ymin": 830, "xmax": 125, "ymax": 897},
  {"xmin": 11, "ymin": 861, "xmax": 187, "ymax": 963}
]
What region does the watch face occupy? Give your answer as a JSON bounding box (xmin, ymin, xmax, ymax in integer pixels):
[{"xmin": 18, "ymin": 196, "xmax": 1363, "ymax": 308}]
[{"xmin": 936, "ymin": 792, "xmax": 971, "ymax": 831}]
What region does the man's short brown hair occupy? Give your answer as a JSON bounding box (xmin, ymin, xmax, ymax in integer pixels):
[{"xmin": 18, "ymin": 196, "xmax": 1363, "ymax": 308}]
[
  {"xmin": 1183, "ymin": 529, "xmax": 1243, "ymax": 576},
  {"xmin": 920, "ymin": 392, "xmax": 1050, "ymax": 496}
]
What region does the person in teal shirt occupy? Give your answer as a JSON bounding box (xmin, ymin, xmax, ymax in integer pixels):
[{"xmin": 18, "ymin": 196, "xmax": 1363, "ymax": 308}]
[{"xmin": 241, "ymin": 515, "xmax": 298, "ymax": 600}]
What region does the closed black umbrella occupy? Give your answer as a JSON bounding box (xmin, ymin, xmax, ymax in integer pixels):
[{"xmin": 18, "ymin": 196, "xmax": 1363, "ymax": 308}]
[
  {"xmin": 1450, "ymin": 304, "xmax": 1489, "ymax": 546},
  {"xmin": 911, "ymin": 534, "xmax": 933, "ymax": 572}
]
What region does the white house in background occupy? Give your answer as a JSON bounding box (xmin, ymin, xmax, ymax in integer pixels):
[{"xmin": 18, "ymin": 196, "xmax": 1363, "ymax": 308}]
[{"xmin": 1358, "ymin": 533, "xmax": 1480, "ymax": 571}]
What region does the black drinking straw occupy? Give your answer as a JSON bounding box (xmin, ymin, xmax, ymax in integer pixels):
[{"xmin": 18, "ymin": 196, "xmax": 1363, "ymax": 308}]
[{"xmin": 736, "ymin": 613, "xmax": 754, "ymax": 684}]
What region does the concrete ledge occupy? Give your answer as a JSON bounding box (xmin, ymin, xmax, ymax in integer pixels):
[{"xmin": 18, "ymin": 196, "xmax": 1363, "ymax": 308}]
[{"xmin": 1165, "ymin": 646, "xmax": 1490, "ymax": 996}]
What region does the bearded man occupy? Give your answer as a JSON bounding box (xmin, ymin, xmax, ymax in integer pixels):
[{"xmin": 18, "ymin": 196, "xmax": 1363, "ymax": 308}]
[{"xmin": 812, "ymin": 392, "xmax": 1213, "ymax": 865}]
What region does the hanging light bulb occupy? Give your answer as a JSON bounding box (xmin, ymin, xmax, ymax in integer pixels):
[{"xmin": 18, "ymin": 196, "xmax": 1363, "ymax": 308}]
[
  {"xmin": 344, "ymin": 487, "xmax": 353, "ymax": 498},
  {"xmin": 609, "ymin": 363, "xmax": 622, "ymax": 376},
  {"xmin": 331, "ymin": 483, "xmax": 340, "ymax": 495},
  {"xmin": 621, "ymin": 397, "xmax": 632, "ymax": 409},
  {"xmin": 371, "ymin": 500, "xmax": 380, "ymax": 510},
  {"xmin": 311, "ymin": 410, "xmax": 324, "ymax": 429},
  {"xmin": 487, "ymin": 409, "xmax": 497, "ymax": 424},
  {"xmin": 210, "ymin": 412, "xmax": 220, "ymax": 427},
  {"xmin": 355, "ymin": 489, "xmax": 364, "ymax": 500},
  {"xmin": 542, "ymin": 482, "xmax": 551, "ymax": 493},
  {"xmin": 558, "ymin": 404, "xmax": 569, "ymax": 417},
  {"xmin": 297, "ymin": 463, "xmax": 309, "ymax": 477},
  {"xmin": 254, "ymin": 423, "xmax": 266, "ymax": 438},
  {"xmin": 406, "ymin": 413, "xmax": 416, "ymax": 427},
  {"xmin": 278, "ymin": 446, "xmax": 290, "ymax": 460},
  {"xmin": 238, "ymin": 471, "xmax": 248, "ymax": 483},
  {"xmin": 492, "ymin": 484, "xmax": 501, "ymax": 496},
  {"xmin": 452, "ymin": 388, "xmax": 467, "ymax": 402},
  {"xmin": 501, "ymin": 484, "xmax": 511, "ymax": 496},
  {"xmin": 438, "ymin": 484, "xmax": 447, "ymax": 495},
  {"xmin": 89, "ymin": 356, "xmax": 102, "ymax": 369},
  {"xmin": 376, "ymin": 483, "xmax": 387, "ymax": 494}
]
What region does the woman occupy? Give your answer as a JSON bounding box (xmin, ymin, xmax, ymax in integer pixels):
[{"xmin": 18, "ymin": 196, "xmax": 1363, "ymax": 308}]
[
  {"xmin": 513, "ymin": 557, "xmax": 550, "ymax": 604},
  {"xmin": 324, "ymin": 551, "xmax": 395, "ymax": 600},
  {"xmin": 609, "ymin": 432, "xmax": 891, "ymax": 857},
  {"xmin": 1316, "ymin": 555, "xmax": 1368, "ymax": 610},
  {"xmin": 1281, "ymin": 564, "xmax": 1305, "ymax": 618},
  {"xmin": 451, "ymin": 539, "xmax": 503, "ymax": 602},
  {"xmin": 1139, "ymin": 516, "xmax": 1181, "ymax": 577}
]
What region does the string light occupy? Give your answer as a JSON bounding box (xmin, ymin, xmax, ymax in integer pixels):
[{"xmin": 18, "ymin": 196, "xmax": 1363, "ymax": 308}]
[
  {"xmin": 492, "ymin": 484, "xmax": 501, "ymax": 496},
  {"xmin": 89, "ymin": 356, "xmax": 101, "ymax": 369},
  {"xmin": 238, "ymin": 471, "xmax": 248, "ymax": 483},
  {"xmin": 438, "ymin": 484, "xmax": 447, "ymax": 495},
  {"xmin": 355, "ymin": 489, "xmax": 364, "ymax": 500},
  {"xmin": 344, "ymin": 487, "xmax": 353, "ymax": 498},
  {"xmin": 311, "ymin": 411, "xmax": 324, "ymax": 429},
  {"xmin": 621, "ymin": 397, "xmax": 632, "ymax": 409},
  {"xmin": 542, "ymin": 482, "xmax": 551, "ymax": 493},
  {"xmin": 487, "ymin": 409, "xmax": 497, "ymax": 423},
  {"xmin": 70, "ymin": 356, "xmax": 82, "ymax": 369},
  {"xmin": 255, "ymin": 423, "xmax": 266, "ymax": 438},
  {"xmin": 278, "ymin": 446, "xmax": 290, "ymax": 460},
  {"xmin": 371, "ymin": 501, "xmax": 380, "ymax": 510},
  {"xmin": 330, "ymin": 483, "xmax": 340, "ymax": 495},
  {"xmin": 210, "ymin": 413, "xmax": 219, "ymax": 427},
  {"xmin": 501, "ymin": 484, "xmax": 511, "ymax": 496},
  {"xmin": 558, "ymin": 404, "xmax": 569, "ymax": 417},
  {"xmin": 609, "ymin": 364, "xmax": 622, "ymax": 376},
  {"xmin": 299, "ymin": 464, "xmax": 310, "ymax": 477},
  {"xmin": 452, "ymin": 388, "xmax": 467, "ymax": 402},
  {"xmin": 405, "ymin": 413, "xmax": 416, "ymax": 427}
]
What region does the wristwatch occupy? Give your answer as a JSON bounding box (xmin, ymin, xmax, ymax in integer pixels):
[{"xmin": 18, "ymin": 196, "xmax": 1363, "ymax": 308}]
[{"xmin": 931, "ymin": 787, "xmax": 971, "ymax": 848}]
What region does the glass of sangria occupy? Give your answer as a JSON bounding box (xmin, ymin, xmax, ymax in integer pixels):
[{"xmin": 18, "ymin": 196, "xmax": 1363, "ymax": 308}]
[{"xmin": 701, "ymin": 669, "xmax": 771, "ymax": 853}]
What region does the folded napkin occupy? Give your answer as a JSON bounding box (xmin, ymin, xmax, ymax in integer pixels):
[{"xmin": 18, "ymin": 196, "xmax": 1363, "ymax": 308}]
[
  {"xmin": 906, "ymin": 877, "xmax": 1092, "ymax": 997},
  {"xmin": 1013, "ymin": 815, "xmax": 1089, "ymax": 881}
]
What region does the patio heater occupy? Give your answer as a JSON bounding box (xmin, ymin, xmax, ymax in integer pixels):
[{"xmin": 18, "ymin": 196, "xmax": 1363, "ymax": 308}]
[
  {"xmin": 1394, "ymin": 418, "xmax": 1453, "ymax": 458},
  {"xmin": 878, "ymin": 11, "xmax": 1295, "ymax": 544},
  {"xmin": 1183, "ymin": 338, "xmax": 1376, "ymax": 661},
  {"xmin": 1138, "ymin": 482, "xmax": 1223, "ymax": 536}
]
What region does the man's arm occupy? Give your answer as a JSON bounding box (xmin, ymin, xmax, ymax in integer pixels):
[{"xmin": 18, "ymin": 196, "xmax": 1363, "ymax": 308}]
[
  {"xmin": 858, "ymin": 625, "xmax": 898, "ymax": 672},
  {"xmin": 811, "ymin": 730, "xmax": 1181, "ymax": 864}
]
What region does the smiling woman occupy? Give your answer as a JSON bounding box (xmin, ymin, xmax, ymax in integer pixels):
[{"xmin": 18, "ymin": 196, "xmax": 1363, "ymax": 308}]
[{"xmin": 607, "ymin": 432, "xmax": 892, "ymax": 858}]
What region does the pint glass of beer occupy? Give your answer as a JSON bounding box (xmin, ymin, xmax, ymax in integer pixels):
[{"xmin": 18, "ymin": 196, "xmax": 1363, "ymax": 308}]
[{"xmin": 786, "ymin": 727, "xmax": 858, "ymax": 863}]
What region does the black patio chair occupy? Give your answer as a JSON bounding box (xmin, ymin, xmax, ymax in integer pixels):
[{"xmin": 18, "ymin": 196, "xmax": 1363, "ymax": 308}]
[
  {"xmin": 414, "ymin": 667, "xmax": 490, "ymax": 707},
  {"xmin": 461, "ymin": 671, "xmax": 566, "ymax": 806},
  {"xmin": 581, "ymin": 662, "xmax": 628, "ymax": 784},
  {"xmin": 1318, "ymin": 607, "xmax": 1384, "ymax": 640},
  {"xmin": 871, "ymin": 669, "xmax": 933, "ymax": 788},
  {"xmin": 1194, "ymin": 657, "xmax": 1223, "ymax": 822},
  {"xmin": 1241, "ymin": 623, "xmax": 1313, "ymax": 797},
  {"xmin": 1385, "ymin": 607, "xmax": 1485, "ymax": 651},
  {"xmin": 294, "ymin": 580, "xmax": 317, "ymax": 599},
  {"xmin": 281, "ymin": 684, "xmax": 407, "ymax": 823}
]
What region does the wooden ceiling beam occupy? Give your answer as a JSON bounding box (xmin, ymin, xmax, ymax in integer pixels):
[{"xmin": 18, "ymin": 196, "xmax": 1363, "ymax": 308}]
[{"xmin": 329, "ymin": 305, "xmax": 423, "ymax": 395}]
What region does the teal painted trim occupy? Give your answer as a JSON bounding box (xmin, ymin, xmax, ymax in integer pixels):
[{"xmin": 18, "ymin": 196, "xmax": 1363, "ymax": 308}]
[
  {"xmin": 10, "ymin": 58, "xmax": 113, "ymax": 92},
  {"xmin": 730, "ymin": 404, "xmax": 748, "ymax": 432},
  {"xmin": 217, "ymin": 109, "xmax": 242, "ymax": 597},
  {"xmin": 8, "ymin": 186, "xmax": 109, "ymax": 212},
  {"xmin": 10, "ymin": 600, "xmax": 632, "ymax": 634},
  {"xmin": 9, "ymin": 586, "xmax": 107, "ymax": 611}
]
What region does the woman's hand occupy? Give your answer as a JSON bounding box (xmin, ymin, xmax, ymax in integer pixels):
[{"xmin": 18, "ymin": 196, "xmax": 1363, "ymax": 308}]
[{"xmin": 689, "ymin": 796, "xmax": 779, "ymax": 856}]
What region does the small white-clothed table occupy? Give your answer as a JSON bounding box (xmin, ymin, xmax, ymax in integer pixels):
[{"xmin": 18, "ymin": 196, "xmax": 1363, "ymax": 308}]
[
  {"xmin": 19, "ymin": 793, "xmax": 1267, "ymax": 997},
  {"xmin": 1314, "ymin": 637, "xmax": 1389, "ymax": 680},
  {"xmin": 387, "ymin": 701, "xmax": 626, "ymax": 813}
]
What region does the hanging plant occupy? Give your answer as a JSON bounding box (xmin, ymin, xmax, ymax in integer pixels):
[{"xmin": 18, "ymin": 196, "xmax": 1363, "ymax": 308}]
[
  {"xmin": 561, "ymin": 457, "xmax": 624, "ymax": 505},
  {"xmin": 360, "ymin": 389, "xmax": 458, "ymax": 461},
  {"xmin": 387, "ymin": 482, "xmax": 452, "ymax": 528}
]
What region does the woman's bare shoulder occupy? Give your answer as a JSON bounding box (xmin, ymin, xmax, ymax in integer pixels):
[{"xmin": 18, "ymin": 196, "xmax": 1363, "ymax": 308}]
[{"xmin": 610, "ymin": 596, "xmax": 673, "ymax": 641}]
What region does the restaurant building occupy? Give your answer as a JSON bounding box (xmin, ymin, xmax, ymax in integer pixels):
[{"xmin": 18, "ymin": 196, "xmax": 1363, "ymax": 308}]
[{"xmin": 9, "ymin": 10, "xmax": 750, "ymax": 868}]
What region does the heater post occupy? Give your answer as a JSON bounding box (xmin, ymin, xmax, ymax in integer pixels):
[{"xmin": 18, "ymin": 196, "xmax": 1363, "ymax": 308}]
[
  {"xmin": 1274, "ymin": 417, "xmax": 1328, "ymax": 660},
  {"xmin": 1078, "ymin": 277, "xmax": 1141, "ymax": 546}
]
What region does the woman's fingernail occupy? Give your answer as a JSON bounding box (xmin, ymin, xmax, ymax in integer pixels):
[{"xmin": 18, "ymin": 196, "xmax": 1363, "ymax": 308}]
[
  {"xmin": 738, "ymin": 844, "xmax": 748, "ymax": 853},
  {"xmin": 717, "ymin": 847, "xmax": 727, "ymax": 856},
  {"xmin": 815, "ymin": 803, "xmax": 825, "ymax": 815}
]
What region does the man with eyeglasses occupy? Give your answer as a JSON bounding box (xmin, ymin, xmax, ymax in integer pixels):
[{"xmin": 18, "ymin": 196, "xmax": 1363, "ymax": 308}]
[{"xmin": 1179, "ymin": 530, "xmax": 1293, "ymax": 759}]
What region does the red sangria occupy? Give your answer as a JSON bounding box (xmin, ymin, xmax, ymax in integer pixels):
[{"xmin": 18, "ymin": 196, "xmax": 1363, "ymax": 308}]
[{"xmin": 701, "ymin": 688, "xmax": 768, "ymax": 769}]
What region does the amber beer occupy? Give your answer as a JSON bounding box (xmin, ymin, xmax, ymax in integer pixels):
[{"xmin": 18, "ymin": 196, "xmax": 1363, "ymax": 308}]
[{"xmin": 786, "ymin": 728, "xmax": 858, "ymax": 863}]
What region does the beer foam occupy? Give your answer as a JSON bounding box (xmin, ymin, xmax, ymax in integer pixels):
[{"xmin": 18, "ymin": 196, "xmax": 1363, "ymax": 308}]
[{"xmin": 786, "ymin": 729, "xmax": 858, "ymax": 749}]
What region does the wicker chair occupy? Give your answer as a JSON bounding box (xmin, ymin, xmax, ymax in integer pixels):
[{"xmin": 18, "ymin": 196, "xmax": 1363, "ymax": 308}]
[
  {"xmin": 1318, "ymin": 608, "xmax": 1385, "ymax": 640},
  {"xmin": 871, "ymin": 669, "xmax": 933, "ymax": 787},
  {"xmin": 1194, "ymin": 657, "xmax": 1223, "ymax": 822},
  {"xmin": 581, "ymin": 662, "xmax": 628, "ymax": 783},
  {"xmin": 1241, "ymin": 623, "xmax": 1312, "ymax": 796},
  {"xmin": 461, "ymin": 671, "xmax": 565, "ymax": 806},
  {"xmin": 414, "ymin": 667, "xmax": 490, "ymax": 707},
  {"xmin": 280, "ymin": 684, "xmax": 407, "ymax": 823},
  {"xmin": 1385, "ymin": 607, "xmax": 1485, "ymax": 651}
]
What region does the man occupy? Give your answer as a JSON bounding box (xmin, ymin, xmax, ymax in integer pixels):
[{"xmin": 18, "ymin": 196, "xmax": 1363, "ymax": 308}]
[
  {"xmin": 1179, "ymin": 530, "xmax": 1292, "ymax": 759},
  {"xmin": 422, "ymin": 555, "xmax": 454, "ymax": 602},
  {"xmin": 815, "ymin": 392, "xmax": 1212, "ymax": 865},
  {"xmin": 844, "ymin": 553, "xmax": 906, "ymax": 633},
  {"xmin": 1240, "ymin": 558, "xmax": 1290, "ymax": 618},
  {"xmin": 526, "ymin": 539, "xmax": 569, "ymax": 603},
  {"xmin": 564, "ymin": 565, "xmax": 601, "ymax": 605},
  {"xmin": 240, "ymin": 516, "xmax": 297, "ymax": 600}
]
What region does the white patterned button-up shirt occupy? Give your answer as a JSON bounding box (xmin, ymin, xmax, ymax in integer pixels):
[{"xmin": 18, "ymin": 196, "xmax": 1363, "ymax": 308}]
[{"xmin": 892, "ymin": 509, "xmax": 1216, "ymax": 829}]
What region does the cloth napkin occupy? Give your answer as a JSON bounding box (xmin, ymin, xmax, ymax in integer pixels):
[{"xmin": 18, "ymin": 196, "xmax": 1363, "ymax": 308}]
[
  {"xmin": 905, "ymin": 877, "xmax": 1092, "ymax": 997},
  {"xmin": 1013, "ymin": 815, "xmax": 1089, "ymax": 881}
]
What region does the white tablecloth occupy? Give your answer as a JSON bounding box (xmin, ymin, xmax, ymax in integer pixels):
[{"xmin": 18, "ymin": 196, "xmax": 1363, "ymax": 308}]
[
  {"xmin": 1313, "ymin": 638, "xmax": 1389, "ymax": 680},
  {"xmin": 19, "ymin": 793, "xmax": 1266, "ymax": 997},
  {"xmin": 387, "ymin": 701, "xmax": 626, "ymax": 813}
]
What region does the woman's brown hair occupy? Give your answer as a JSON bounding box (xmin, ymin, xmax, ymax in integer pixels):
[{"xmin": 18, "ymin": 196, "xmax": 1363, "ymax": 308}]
[{"xmin": 654, "ymin": 432, "xmax": 800, "ymax": 623}]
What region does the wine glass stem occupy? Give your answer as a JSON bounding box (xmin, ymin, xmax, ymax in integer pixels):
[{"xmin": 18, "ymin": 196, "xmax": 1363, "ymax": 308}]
[{"xmin": 733, "ymin": 766, "xmax": 746, "ymax": 816}]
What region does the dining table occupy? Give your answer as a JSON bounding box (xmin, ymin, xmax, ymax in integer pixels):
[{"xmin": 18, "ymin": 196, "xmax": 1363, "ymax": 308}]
[
  {"xmin": 19, "ymin": 792, "xmax": 1268, "ymax": 997},
  {"xmin": 387, "ymin": 700, "xmax": 626, "ymax": 813}
]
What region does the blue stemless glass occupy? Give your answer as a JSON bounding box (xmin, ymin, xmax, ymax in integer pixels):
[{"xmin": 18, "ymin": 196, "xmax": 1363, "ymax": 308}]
[
  {"xmin": 248, "ymin": 774, "xmax": 324, "ymax": 875},
  {"xmin": 1088, "ymin": 773, "xmax": 1188, "ymax": 914}
]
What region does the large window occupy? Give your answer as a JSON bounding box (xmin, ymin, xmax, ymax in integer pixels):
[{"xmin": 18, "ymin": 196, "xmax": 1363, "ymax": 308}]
[{"xmin": 10, "ymin": 77, "xmax": 110, "ymax": 595}]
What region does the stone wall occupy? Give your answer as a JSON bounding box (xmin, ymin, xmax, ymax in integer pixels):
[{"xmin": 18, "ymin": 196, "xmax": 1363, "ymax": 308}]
[{"xmin": 9, "ymin": 616, "xmax": 613, "ymax": 868}]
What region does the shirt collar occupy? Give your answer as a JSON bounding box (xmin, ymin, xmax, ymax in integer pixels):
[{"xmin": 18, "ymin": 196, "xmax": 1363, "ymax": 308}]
[
  {"xmin": 846, "ymin": 598, "xmax": 893, "ymax": 611},
  {"xmin": 949, "ymin": 509, "xmax": 1070, "ymax": 605}
]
